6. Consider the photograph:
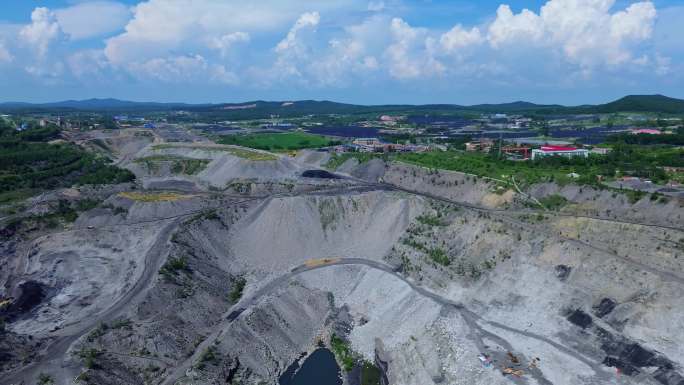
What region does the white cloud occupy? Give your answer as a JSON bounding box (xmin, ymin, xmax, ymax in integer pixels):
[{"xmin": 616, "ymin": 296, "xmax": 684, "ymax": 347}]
[
  {"xmin": 105, "ymin": 0, "xmax": 357, "ymax": 64},
  {"xmin": 67, "ymin": 50, "xmax": 111, "ymax": 79},
  {"xmin": 128, "ymin": 55, "xmax": 238, "ymax": 84},
  {"xmin": 654, "ymin": 54, "xmax": 671, "ymax": 75},
  {"xmin": 19, "ymin": 7, "xmax": 62, "ymax": 58},
  {"xmin": 610, "ymin": 2, "xmax": 656, "ymax": 41},
  {"xmin": 0, "ymin": 41, "xmax": 12, "ymax": 63},
  {"xmin": 258, "ymin": 12, "xmax": 321, "ymax": 83},
  {"xmin": 487, "ymin": 0, "xmax": 657, "ymax": 68},
  {"xmin": 385, "ymin": 18, "xmax": 443, "ymax": 79},
  {"xmin": 276, "ymin": 12, "xmax": 320, "ymax": 53},
  {"xmin": 55, "ymin": 1, "xmax": 131, "ymax": 40},
  {"xmin": 207, "ymin": 32, "xmax": 250, "ymax": 57},
  {"xmin": 301, "ymin": 15, "xmax": 387, "ymax": 86},
  {"xmin": 368, "ymin": 1, "xmax": 385, "ymax": 12},
  {"xmin": 487, "ymin": 5, "xmax": 544, "ymax": 47},
  {"xmin": 0, "ymin": 0, "xmax": 674, "ymax": 94},
  {"xmin": 440, "ymin": 25, "xmax": 483, "ymax": 53}
]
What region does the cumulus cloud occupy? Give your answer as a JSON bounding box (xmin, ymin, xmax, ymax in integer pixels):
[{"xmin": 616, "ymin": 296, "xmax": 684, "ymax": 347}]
[
  {"xmin": 257, "ymin": 12, "xmax": 321, "ymax": 83},
  {"xmin": 385, "ymin": 18, "xmax": 443, "ymax": 79},
  {"xmin": 295, "ymin": 15, "xmax": 386, "ymax": 86},
  {"xmin": 128, "ymin": 55, "xmax": 238, "ymax": 84},
  {"xmin": 0, "ymin": 0, "xmax": 676, "ymax": 97},
  {"xmin": 19, "ymin": 7, "xmax": 62, "ymax": 58},
  {"xmin": 368, "ymin": 1, "xmax": 385, "ymax": 12},
  {"xmin": 207, "ymin": 32, "xmax": 250, "ymax": 57},
  {"xmin": 276, "ymin": 12, "xmax": 320, "ymax": 53},
  {"xmin": 105, "ymin": 1, "xmax": 356, "ymax": 64},
  {"xmin": 487, "ymin": 0, "xmax": 657, "ymax": 68},
  {"xmin": 0, "ymin": 41, "xmax": 12, "ymax": 63},
  {"xmin": 488, "ymin": 5, "xmax": 544, "ymax": 47},
  {"xmin": 55, "ymin": 1, "xmax": 131, "ymax": 40},
  {"xmin": 67, "ymin": 50, "xmax": 112, "ymax": 79},
  {"xmin": 440, "ymin": 25, "xmax": 483, "ymax": 53}
]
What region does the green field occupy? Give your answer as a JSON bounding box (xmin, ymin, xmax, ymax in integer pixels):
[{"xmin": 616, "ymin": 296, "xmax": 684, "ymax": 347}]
[{"xmin": 217, "ymin": 132, "xmax": 336, "ymax": 151}]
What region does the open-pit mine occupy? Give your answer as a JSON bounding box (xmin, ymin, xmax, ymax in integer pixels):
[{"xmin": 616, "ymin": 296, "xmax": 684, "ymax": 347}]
[{"xmin": 2, "ymin": 127, "xmax": 684, "ymax": 385}]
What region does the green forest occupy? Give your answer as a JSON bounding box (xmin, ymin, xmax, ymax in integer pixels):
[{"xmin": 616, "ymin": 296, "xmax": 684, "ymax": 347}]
[{"xmin": 0, "ymin": 119, "xmax": 135, "ymax": 196}]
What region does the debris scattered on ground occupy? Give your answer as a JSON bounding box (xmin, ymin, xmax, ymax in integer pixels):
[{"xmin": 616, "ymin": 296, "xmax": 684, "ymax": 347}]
[
  {"xmin": 502, "ymin": 367, "xmax": 525, "ymax": 377},
  {"xmin": 478, "ymin": 353, "xmax": 493, "ymax": 368}
]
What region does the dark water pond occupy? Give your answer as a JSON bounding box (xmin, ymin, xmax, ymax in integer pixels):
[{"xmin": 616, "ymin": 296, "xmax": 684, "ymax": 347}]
[{"xmin": 279, "ymin": 348, "xmax": 342, "ymax": 385}]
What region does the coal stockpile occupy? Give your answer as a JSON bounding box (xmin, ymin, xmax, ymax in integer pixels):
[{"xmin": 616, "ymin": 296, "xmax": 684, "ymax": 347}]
[
  {"xmin": 593, "ymin": 298, "xmax": 617, "ymax": 318},
  {"xmin": 567, "ymin": 309, "xmax": 593, "ymax": 329},
  {"xmin": 302, "ymin": 170, "xmax": 341, "ymax": 179},
  {"xmin": 1, "ymin": 281, "xmax": 46, "ymax": 320}
]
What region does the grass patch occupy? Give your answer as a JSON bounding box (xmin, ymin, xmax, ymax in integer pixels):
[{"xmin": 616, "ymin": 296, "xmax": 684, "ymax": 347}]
[
  {"xmin": 37, "ymin": 373, "xmax": 55, "ymax": 385},
  {"xmin": 625, "ymin": 189, "xmax": 646, "ymax": 204},
  {"xmin": 0, "ymin": 188, "xmax": 38, "ymax": 205},
  {"xmin": 538, "ymin": 194, "xmax": 568, "ymax": 211},
  {"xmin": 118, "ymin": 191, "xmax": 193, "ymax": 202},
  {"xmin": 416, "ymin": 214, "xmax": 447, "ymax": 227},
  {"xmin": 86, "ymin": 322, "xmax": 109, "ymax": 342},
  {"xmin": 361, "ymin": 361, "xmax": 382, "ymax": 385},
  {"xmin": 76, "ymin": 347, "xmax": 101, "ymax": 369},
  {"xmin": 228, "ymin": 276, "xmax": 246, "ymax": 303},
  {"xmin": 217, "ymin": 132, "xmax": 335, "ymax": 151},
  {"xmin": 152, "ymin": 143, "xmax": 278, "ymax": 161},
  {"xmin": 325, "ymin": 153, "xmax": 385, "ymax": 170},
  {"xmin": 135, "ymin": 155, "xmax": 210, "ymax": 175},
  {"xmin": 331, "ymin": 334, "xmax": 356, "ymax": 372},
  {"xmin": 196, "ymin": 346, "xmax": 220, "ymax": 370},
  {"xmin": 225, "ymin": 147, "xmax": 278, "ymax": 161},
  {"xmin": 159, "ymin": 256, "xmax": 190, "ymax": 280},
  {"xmin": 428, "ymin": 247, "xmax": 450, "ymax": 266}
]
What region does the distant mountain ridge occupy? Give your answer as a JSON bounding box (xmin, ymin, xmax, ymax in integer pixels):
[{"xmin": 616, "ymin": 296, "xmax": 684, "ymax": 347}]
[
  {"xmin": 0, "ymin": 98, "xmax": 200, "ymax": 111},
  {"xmin": 0, "ymin": 95, "xmax": 682, "ymax": 114}
]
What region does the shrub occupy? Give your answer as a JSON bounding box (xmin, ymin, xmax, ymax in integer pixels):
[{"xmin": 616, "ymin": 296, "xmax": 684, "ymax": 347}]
[
  {"xmin": 76, "ymin": 348, "xmax": 101, "ymax": 369},
  {"xmin": 159, "ymin": 256, "xmax": 190, "ymax": 280},
  {"xmin": 38, "ymin": 373, "xmax": 55, "ymax": 385},
  {"xmin": 196, "ymin": 346, "xmax": 220, "ymax": 370},
  {"xmin": 428, "ymin": 248, "xmax": 450, "ymax": 266},
  {"xmin": 331, "ymin": 334, "xmax": 356, "ymax": 372},
  {"xmin": 539, "ymin": 194, "xmax": 568, "ymax": 211},
  {"xmin": 228, "ymin": 277, "xmax": 246, "ymax": 303},
  {"xmin": 416, "ymin": 214, "xmax": 446, "ymax": 227}
]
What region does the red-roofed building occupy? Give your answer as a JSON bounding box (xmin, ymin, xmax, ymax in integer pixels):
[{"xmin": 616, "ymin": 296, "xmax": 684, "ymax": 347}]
[{"xmin": 631, "ymin": 128, "xmax": 662, "ymax": 135}]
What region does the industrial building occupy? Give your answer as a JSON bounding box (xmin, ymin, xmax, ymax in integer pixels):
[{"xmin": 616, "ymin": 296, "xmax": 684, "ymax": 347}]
[{"xmin": 531, "ymin": 146, "xmax": 589, "ymax": 160}]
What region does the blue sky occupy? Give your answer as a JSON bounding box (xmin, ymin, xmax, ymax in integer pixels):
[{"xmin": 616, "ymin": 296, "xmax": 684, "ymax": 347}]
[{"xmin": 0, "ymin": 0, "xmax": 683, "ymax": 105}]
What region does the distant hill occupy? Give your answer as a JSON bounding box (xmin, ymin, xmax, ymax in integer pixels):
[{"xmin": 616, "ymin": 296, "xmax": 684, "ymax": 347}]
[
  {"xmin": 0, "ymin": 98, "xmax": 200, "ymax": 112},
  {"xmin": 1, "ymin": 95, "xmax": 682, "ymax": 115},
  {"xmin": 467, "ymin": 101, "xmax": 564, "ymax": 113},
  {"xmin": 589, "ymin": 95, "xmax": 684, "ymax": 114}
]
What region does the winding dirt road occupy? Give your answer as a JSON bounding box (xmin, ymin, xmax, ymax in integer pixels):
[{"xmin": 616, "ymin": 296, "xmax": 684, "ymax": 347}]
[{"xmin": 162, "ymin": 257, "xmax": 611, "ymax": 385}]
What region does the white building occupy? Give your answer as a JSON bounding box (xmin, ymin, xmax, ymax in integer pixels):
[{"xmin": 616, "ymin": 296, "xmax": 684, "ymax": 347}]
[{"xmin": 531, "ymin": 146, "xmax": 589, "ymax": 160}]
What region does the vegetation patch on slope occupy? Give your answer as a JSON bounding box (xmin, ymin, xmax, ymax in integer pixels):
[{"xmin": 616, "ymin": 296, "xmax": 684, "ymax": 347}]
[
  {"xmin": 118, "ymin": 191, "xmax": 194, "ymax": 202},
  {"xmin": 0, "ymin": 123, "xmax": 134, "ymax": 194},
  {"xmin": 152, "ymin": 143, "xmax": 278, "ymax": 161},
  {"xmin": 325, "ymin": 153, "xmax": 386, "ymax": 170},
  {"xmin": 395, "ymin": 144, "xmax": 684, "ymax": 187},
  {"xmin": 134, "ymin": 155, "xmax": 210, "ymax": 175},
  {"xmin": 218, "ymin": 132, "xmax": 335, "ymax": 151}
]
